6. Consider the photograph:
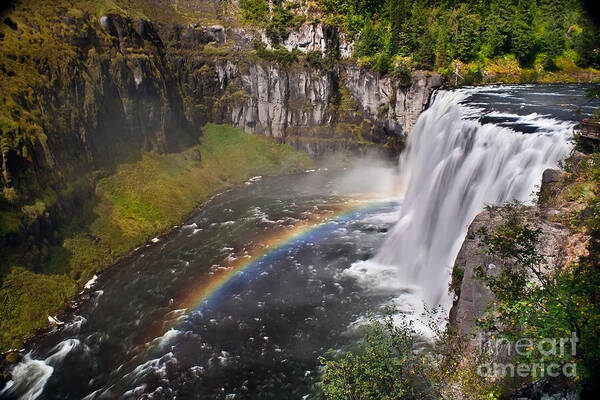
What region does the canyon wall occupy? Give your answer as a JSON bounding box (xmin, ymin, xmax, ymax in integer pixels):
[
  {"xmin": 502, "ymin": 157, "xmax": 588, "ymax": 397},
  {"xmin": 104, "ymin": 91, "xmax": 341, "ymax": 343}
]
[
  {"xmin": 163, "ymin": 21, "xmax": 441, "ymax": 153},
  {"xmin": 1, "ymin": 13, "xmax": 441, "ymax": 198}
]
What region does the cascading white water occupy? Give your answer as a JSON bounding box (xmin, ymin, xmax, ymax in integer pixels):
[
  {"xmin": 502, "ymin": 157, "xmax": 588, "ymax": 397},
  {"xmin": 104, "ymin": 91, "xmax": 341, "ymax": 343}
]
[
  {"xmin": 345, "ymin": 89, "xmax": 574, "ymax": 316},
  {"xmin": 0, "ymin": 340, "xmax": 82, "ymax": 400}
]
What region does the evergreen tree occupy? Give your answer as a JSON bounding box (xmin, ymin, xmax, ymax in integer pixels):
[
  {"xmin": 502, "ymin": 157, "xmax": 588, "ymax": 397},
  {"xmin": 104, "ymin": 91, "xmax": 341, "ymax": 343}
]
[
  {"xmin": 511, "ymin": 0, "xmax": 537, "ymax": 66},
  {"xmin": 323, "ymin": 0, "xmax": 600, "ymax": 75},
  {"xmin": 454, "ymin": 6, "xmax": 481, "ymax": 61},
  {"xmin": 414, "ymin": 23, "xmax": 435, "ymax": 69},
  {"xmin": 355, "ymin": 20, "xmax": 386, "ymax": 57},
  {"xmin": 405, "ymin": 0, "xmax": 428, "ymax": 54},
  {"xmin": 481, "ymin": 11, "xmax": 509, "ymax": 57},
  {"xmin": 389, "ymin": 0, "xmax": 408, "ymax": 54},
  {"xmin": 542, "ymin": 20, "xmax": 566, "ymax": 70},
  {"xmin": 575, "ymin": 18, "xmax": 600, "ymax": 69},
  {"xmin": 433, "ymin": 14, "xmax": 451, "ymax": 68}
]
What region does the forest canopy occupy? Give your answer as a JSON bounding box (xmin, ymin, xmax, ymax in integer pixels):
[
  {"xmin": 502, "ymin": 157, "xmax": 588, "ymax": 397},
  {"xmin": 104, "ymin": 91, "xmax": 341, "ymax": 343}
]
[{"xmin": 313, "ymin": 0, "xmax": 600, "ymax": 75}]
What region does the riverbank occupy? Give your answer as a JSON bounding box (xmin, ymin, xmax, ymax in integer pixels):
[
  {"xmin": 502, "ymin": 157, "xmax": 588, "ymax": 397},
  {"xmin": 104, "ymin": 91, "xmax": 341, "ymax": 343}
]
[
  {"xmin": 0, "ymin": 123, "xmax": 313, "ymax": 353},
  {"xmin": 0, "ymin": 165, "xmax": 400, "ymax": 398}
]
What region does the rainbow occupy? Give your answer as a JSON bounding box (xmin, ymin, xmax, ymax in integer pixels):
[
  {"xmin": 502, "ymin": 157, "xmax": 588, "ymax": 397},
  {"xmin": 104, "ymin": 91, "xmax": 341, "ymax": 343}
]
[
  {"xmin": 176, "ymin": 198, "xmax": 383, "ymax": 313},
  {"xmin": 136, "ymin": 196, "xmax": 391, "ymax": 356}
]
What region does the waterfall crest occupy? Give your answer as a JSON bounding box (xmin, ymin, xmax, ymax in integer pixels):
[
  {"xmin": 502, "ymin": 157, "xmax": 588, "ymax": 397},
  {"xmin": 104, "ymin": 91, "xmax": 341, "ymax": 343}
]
[{"xmin": 344, "ymin": 89, "xmax": 573, "ymax": 313}]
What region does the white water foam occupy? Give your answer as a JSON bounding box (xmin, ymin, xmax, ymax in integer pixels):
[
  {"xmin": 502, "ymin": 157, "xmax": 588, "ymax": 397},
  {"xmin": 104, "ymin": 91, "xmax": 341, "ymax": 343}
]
[
  {"xmin": 44, "ymin": 339, "xmax": 81, "ymax": 366},
  {"xmin": 344, "ymin": 89, "xmax": 573, "ymax": 326},
  {"xmin": 0, "ymin": 355, "xmax": 53, "ymax": 400},
  {"xmin": 1, "ymin": 339, "xmax": 83, "ymax": 399},
  {"xmin": 84, "ymin": 275, "xmax": 98, "ymax": 290},
  {"xmin": 63, "ymin": 315, "xmax": 87, "ymax": 333}
]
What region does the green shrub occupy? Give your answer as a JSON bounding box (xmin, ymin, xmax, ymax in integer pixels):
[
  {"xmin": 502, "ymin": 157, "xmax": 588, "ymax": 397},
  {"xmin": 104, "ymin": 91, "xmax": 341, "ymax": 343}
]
[
  {"xmin": 305, "ymin": 50, "xmax": 326, "ymax": 69},
  {"xmin": 354, "ymin": 20, "xmax": 386, "ymax": 58},
  {"xmin": 543, "ymin": 56, "xmax": 560, "ymax": 72},
  {"xmin": 253, "ymin": 40, "xmax": 300, "ymax": 65},
  {"xmin": 519, "ymin": 68, "xmax": 539, "ymax": 83},
  {"xmin": 319, "ymin": 309, "xmax": 500, "ymax": 399},
  {"xmin": 462, "ymin": 65, "xmax": 483, "ymax": 85},
  {"xmin": 362, "ymin": 52, "xmax": 392, "ymax": 76},
  {"xmin": 239, "ymin": 0, "xmax": 269, "ymax": 23},
  {"xmin": 265, "ymin": 1, "xmax": 294, "ymax": 44},
  {"xmin": 320, "ymin": 314, "xmax": 436, "ymax": 400},
  {"xmin": 392, "ymin": 57, "xmax": 413, "ymax": 87},
  {"xmin": 475, "ymin": 200, "xmax": 600, "ymax": 393}
]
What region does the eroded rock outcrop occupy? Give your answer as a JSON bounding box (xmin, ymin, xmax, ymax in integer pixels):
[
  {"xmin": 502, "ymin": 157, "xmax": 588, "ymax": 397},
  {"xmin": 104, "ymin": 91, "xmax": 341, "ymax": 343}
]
[
  {"xmin": 449, "ymin": 168, "xmax": 586, "ymax": 337},
  {"xmin": 344, "ymin": 66, "xmax": 441, "ymax": 134},
  {"xmin": 449, "ymin": 205, "xmax": 571, "ymax": 336}
]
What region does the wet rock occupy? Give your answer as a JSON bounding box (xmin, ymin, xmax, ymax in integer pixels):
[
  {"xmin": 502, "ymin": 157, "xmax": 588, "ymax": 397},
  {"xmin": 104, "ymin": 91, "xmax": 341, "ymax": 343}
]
[
  {"xmin": 512, "ymin": 377, "xmax": 579, "ymax": 400},
  {"xmin": 205, "ymin": 25, "xmax": 226, "ymax": 44},
  {"xmin": 134, "ymin": 19, "xmax": 154, "ymax": 41},
  {"xmin": 542, "ymin": 168, "xmax": 562, "ymax": 185},
  {"xmin": 99, "ymin": 15, "xmax": 117, "ymax": 36},
  {"xmin": 0, "ymin": 351, "xmax": 21, "ymax": 388},
  {"xmin": 539, "ymin": 168, "xmax": 565, "ymax": 202}
]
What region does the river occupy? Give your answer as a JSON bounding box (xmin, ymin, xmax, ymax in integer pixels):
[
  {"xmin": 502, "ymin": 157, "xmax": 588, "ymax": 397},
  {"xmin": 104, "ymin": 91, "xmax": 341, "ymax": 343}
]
[{"xmin": 1, "ymin": 84, "xmax": 597, "ymax": 399}]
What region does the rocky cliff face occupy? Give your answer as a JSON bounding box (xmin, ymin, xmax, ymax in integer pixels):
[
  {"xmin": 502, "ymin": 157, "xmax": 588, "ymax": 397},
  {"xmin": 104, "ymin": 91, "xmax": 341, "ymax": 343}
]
[
  {"xmin": 343, "ymin": 66, "xmax": 439, "ymax": 134},
  {"xmin": 449, "ymin": 202, "xmax": 571, "ymax": 337},
  {"xmin": 163, "ymin": 21, "xmax": 441, "ymax": 153},
  {"xmin": 180, "ymin": 59, "xmax": 440, "ymax": 147},
  {"xmin": 448, "ymin": 168, "xmax": 587, "ymax": 337}
]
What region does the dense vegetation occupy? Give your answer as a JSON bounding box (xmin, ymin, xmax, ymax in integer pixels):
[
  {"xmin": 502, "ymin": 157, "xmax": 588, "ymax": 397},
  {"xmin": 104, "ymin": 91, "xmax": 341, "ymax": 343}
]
[
  {"xmin": 233, "ymin": 0, "xmax": 600, "ymax": 82},
  {"xmin": 319, "ymin": 314, "xmax": 439, "ymax": 400},
  {"xmin": 319, "ymin": 310, "xmax": 501, "ymax": 399},
  {"xmin": 312, "ymin": 0, "xmax": 600, "ymax": 79},
  {"xmin": 475, "ymin": 200, "xmax": 600, "ymax": 396}
]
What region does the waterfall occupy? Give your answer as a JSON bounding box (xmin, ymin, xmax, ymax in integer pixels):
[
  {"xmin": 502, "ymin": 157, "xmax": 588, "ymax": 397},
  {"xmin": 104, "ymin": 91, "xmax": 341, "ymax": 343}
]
[{"xmin": 344, "ymin": 89, "xmax": 574, "ymax": 315}]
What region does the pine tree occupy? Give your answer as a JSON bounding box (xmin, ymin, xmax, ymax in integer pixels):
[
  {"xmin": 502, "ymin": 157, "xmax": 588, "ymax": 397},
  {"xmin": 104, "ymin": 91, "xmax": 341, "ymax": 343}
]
[
  {"xmin": 355, "ymin": 20, "xmax": 386, "ymax": 57},
  {"xmin": 542, "ymin": 20, "xmax": 566, "ymax": 70},
  {"xmin": 389, "ymin": 0, "xmax": 407, "ymax": 54},
  {"xmin": 511, "ymin": 0, "xmax": 537, "ymax": 66},
  {"xmin": 454, "ymin": 6, "xmax": 481, "ymax": 62},
  {"xmin": 575, "ymin": 18, "xmax": 600, "ymax": 69}
]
